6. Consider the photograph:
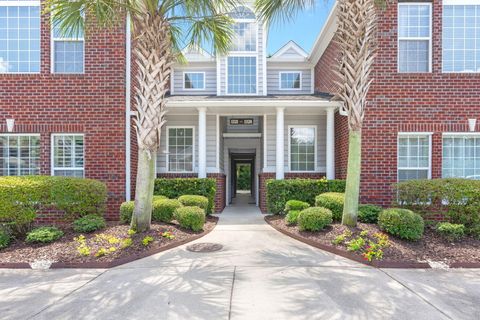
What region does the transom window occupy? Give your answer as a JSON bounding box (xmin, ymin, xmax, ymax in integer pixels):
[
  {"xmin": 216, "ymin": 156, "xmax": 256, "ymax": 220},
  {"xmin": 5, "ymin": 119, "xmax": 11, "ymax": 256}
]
[
  {"xmin": 52, "ymin": 134, "xmax": 84, "ymax": 177},
  {"xmin": 52, "ymin": 14, "xmax": 85, "ymax": 73},
  {"xmin": 184, "ymin": 72, "xmax": 205, "ymax": 90},
  {"xmin": 0, "ymin": 1, "xmax": 41, "ymax": 73},
  {"xmin": 289, "ymin": 126, "xmax": 316, "ymax": 172},
  {"xmin": 443, "ymin": 4, "xmax": 480, "ymax": 73},
  {"xmin": 227, "ymin": 56, "xmax": 257, "ymax": 94},
  {"xmin": 442, "ymin": 135, "xmax": 480, "ymax": 179},
  {"xmin": 398, "ymin": 134, "xmax": 431, "ymax": 181},
  {"xmin": 229, "ymin": 6, "xmax": 256, "ymax": 19},
  {"xmin": 280, "ymin": 72, "xmax": 301, "ymax": 90},
  {"xmin": 231, "ymin": 22, "xmax": 256, "ymax": 52},
  {"xmin": 0, "ymin": 134, "xmax": 40, "ymax": 176},
  {"xmin": 398, "ymin": 3, "xmax": 432, "ymax": 73},
  {"xmin": 168, "ymin": 127, "xmax": 194, "ymax": 172}
]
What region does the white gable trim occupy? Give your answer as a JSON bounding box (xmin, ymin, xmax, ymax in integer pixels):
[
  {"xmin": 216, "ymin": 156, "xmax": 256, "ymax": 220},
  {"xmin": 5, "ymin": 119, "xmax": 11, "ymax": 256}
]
[
  {"xmin": 270, "ymin": 40, "xmax": 308, "ymax": 61},
  {"xmin": 308, "ymin": 2, "xmax": 338, "ymax": 65}
]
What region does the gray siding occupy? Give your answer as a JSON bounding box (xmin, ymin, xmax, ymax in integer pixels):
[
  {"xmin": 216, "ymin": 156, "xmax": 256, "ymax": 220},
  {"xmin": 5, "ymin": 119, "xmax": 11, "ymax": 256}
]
[
  {"xmin": 267, "ymin": 68, "xmax": 312, "ymax": 95},
  {"xmin": 172, "ymin": 67, "xmax": 216, "ymax": 95}
]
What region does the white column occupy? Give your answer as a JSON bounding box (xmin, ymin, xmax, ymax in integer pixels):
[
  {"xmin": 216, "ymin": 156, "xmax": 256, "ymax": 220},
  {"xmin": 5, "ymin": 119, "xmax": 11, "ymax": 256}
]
[
  {"xmin": 326, "ymin": 108, "xmax": 335, "ymax": 180},
  {"xmin": 198, "ymin": 107, "xmax": 207, "ymax": 178},
  {"xmin": 276, "ymin": 107, "xmax": 285, "ymax": 180}
]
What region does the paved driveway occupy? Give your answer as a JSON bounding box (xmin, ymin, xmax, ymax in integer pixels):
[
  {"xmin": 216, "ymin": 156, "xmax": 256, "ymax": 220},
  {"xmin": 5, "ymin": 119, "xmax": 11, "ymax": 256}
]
[{"xmin": 1, "ymin": 195, "xmax": 479, "ymax": 320}]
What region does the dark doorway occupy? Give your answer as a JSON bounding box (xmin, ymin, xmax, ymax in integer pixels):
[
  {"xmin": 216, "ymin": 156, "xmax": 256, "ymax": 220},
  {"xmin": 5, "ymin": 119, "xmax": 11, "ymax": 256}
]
[{"xmin": 230, "ymin": 153, "xmax": 255, "ymax": 204}]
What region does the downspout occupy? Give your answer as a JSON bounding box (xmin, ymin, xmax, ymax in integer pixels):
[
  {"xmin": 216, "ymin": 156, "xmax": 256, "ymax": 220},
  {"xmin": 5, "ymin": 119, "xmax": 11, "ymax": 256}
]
[{"xmin": 125, "ymin": 15, "xmax": 132, "ymax": 201}]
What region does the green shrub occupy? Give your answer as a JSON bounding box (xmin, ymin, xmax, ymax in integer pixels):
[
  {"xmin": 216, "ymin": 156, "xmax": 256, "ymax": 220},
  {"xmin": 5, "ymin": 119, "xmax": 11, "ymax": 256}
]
[
  {"xmin": 26, "ymin": 226, "xmax": 64, "ymax": 244},
  {"xmin": 285, "ymin": 210, "xmax": 301, "ymax": 225},
  {"xmin": 285, "ymin": 200, "xmax": 310, "ymax": 213},
  {"xmin": 178, "ymin": 195, "xmax": 209, "ymax": 212},
  {"xmin": 396, "ymin": 178, "xmax": 480, "ymax": 228},
  {"xmin": 358, "ymin": 204, "xmax": 382, "ymax": 224},
  {"xmin": 153, "ymin": 195, "xmax": 168, "ymax": 201},
  {"xmin": 73, "ymin": 214, "xmax": 106, "ymax": 233},
  {"xmin": 0, "ymin": 230, "xmax": 10, "ymax": 250},
  {"xmin": 378, "ymin": 208, "xmax": 424, "ymax": 241},
  {"xmin": 154, "ymin": 178, "xmax": 216, "ymax": 214},
  {"xmin": 119, "ymin": 201, "xmax": 135, "ymax": 224},
  {"xmin": 152, "ymin": 199, "xmax": 183, "ymax": 223},
  {"xmin": 174, "ymin": 206, "xmax": 206, "ymax": 232},
  {"xmin": 436, "ymin": 222, "xmax": 465, "ymax": 241},
  {"xmin": 297, "ymin": 207, "xmax": 333, "ymax": 232},
  {"xmin": 266, "ymin": 179, "xmax": 346, "ymax": 214},
  {"xmin": 315, "ymin": 192, "xmax": 344, "ymax": 221}
]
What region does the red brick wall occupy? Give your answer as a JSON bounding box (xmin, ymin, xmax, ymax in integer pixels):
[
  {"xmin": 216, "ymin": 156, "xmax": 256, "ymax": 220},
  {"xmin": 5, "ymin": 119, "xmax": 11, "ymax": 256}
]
[
  {"xmin": 0, "ymin": 3, "xmax": 127, "ymax": 220},
  {"xmin": 258, "ymin": 172, "xmax": 326, "ymax": 213},
  {"xmin": 316, "ymin": 1, "xmax": 480, "ymax": 206}
]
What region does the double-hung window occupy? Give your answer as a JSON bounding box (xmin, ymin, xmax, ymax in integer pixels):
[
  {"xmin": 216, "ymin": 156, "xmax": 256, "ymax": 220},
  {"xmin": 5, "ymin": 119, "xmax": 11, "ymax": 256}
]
[
  {"xmin": 289, "ymin": 126, "xmax": 316, "ymax": 172},
  {"xmin": 0, "ymin": 134, "xmax": 40, "ymax": 176},
  {"xmin": 51, "ymin": 14, "xmax": 85, "ymax": 73},
  {"xmin": 52, "ymin": 134, "xmax": 84, "ymax": 177},
  {"xmin": 280, "ymin": 72, "xmax": 301, "ymax": 90},
  {"xmin": 443, "ymin": 2, "xmax": 480, "ymax": 73},
  {"xmin": 0, "ymin": 0, "xmax": 41, "ymax": 73},
  {"xmin": 398, "ymin": 3, "xmax": 432, "ymax": 73},
  {"xmin": 167, "ymin": 127, "xmax": 194, "ymax": 172},
  {"xmin": 442, "ymin": 134, "xmax": 480, "ymax": 179},
  {"xmin": 397, "ymin": 133, "xmax": 432, "ymax": 181},
  {"xmin": 184, "ymin": 72, "xmax": 205, "ymax": 90}
]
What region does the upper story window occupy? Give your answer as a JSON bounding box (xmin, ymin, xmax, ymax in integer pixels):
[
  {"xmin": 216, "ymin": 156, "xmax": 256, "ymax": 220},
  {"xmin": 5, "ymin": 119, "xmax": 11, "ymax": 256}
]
[
  {"xmin": 0, "ymin": 1, "xmax": 41, "ymax": 73},
  {"xmin": 229, "ymin": 6, "xmax": 256, "ymax": 52},
  {"xmin": 184, "ymin": 72, "xmax": 205, "ymax": 90},
  {"xmin": 0, "ymin": 134, "xmax": 40, "ymax": 176},
  {"xmin": 443, "ymin": 3, "xmax": 480, "ymax": 73},
  {"xmin": 280, "ymin": 72, "xmax": 301, "ymax": 90},
  {"xmin": 398, "ymin": 3, "xmax": 432, "ymax": 73},
  {"xmin": 227, "ymin": 56, "xmax": 257, "ymax": 94},
  {"xmin": 397, "ymin": 133, "xmax": 432, "ymax": 182},
  {"xmin": 51, "ymin": 15, "xmax": 85, "ymax": 73}
]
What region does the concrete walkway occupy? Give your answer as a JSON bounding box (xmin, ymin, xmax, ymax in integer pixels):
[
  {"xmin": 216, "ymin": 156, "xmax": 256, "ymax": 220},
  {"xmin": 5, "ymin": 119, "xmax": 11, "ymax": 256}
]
[{"xmin": 1, "ymin": 194, "xmax": 479, "ymax": 320}]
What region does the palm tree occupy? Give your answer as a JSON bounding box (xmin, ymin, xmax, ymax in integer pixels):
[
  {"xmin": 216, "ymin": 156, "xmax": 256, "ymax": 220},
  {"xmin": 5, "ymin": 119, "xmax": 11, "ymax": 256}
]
[
  {"xmin": 47, "ymin": 0, "xmax": 237, "ymax": 232},
  {"xmin": 257, "ymin": 0, "xmax": 382, "ymax": 227}
]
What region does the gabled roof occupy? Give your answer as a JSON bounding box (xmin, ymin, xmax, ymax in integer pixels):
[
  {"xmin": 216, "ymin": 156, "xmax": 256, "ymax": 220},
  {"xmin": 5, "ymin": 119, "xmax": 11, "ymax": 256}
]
[
  {"xmin": 181, "ymin": 46, "xmax": 215, "ymax": 62},
  {"xmin": 269, "ymin": 41, "xmax": 308, "ymax": 62}
]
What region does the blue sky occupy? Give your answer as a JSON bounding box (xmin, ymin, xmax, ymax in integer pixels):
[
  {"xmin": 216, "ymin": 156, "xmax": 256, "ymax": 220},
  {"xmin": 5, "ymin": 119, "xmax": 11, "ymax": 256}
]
[{"xmin": 266, "ymin": 0, "xmax": 335, "ymax": 55}]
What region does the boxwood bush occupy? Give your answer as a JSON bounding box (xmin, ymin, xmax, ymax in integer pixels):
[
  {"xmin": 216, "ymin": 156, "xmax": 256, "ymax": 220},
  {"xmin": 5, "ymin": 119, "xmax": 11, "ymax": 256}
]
[
  {"xmin": 297, "ymin": 207, "xmax": 333, "ymax": 232},
  {"xmin": 152, "ymin": 199, "xmax": 183, "ymax": 223},
  {"xmin": 285, "ymin": 200, "xmax": 310, "ymax": 213},
  {"xmin": 266, "ymin": 179, "xmax": 346, "ymax": 214},
  {"xmin": 358, "ymin": 204, "xmax": 382, "ymax": 224},
  {"xmin": 154, "ymin": 178, "xmax": 216, "ymax": 214},
  {"xmin": 436, "ymin": 222, "xmax": 465, "ymax": 241},
  {"xmin": 174, "ymin": 206, "xmax": 206, "ymax": 232},
  {"xmin": 315, "ymin": 192, "xmax": 344, "ymax": 221},
  {"xmin": 285, "ymin": 210, "xmax": 301, "ymax": 225},
  {"xmin": 119, "ymin": 201, "xmax": 135, "ymax": 224},
  {"xmin": 26, "ymin": 226, "xmax": 64, "ymax": 244},
  {"xmin": 378, "ymin": 208, "xmax": 424, "ymax": 241},
  {"xmin": 178, "ymin": 195, "xmax": 209, "ymax": 212},
  {"xmin": 73, "ymin": 214, "xmax": 106, "ymax": 233}
]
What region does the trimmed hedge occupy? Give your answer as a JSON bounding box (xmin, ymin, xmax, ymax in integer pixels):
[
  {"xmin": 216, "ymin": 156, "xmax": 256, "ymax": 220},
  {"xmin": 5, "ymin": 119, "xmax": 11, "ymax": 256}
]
[
  {"xmin": 152, "ymin": 199, "xmax": 183, "ymax": 223},
  {"xmin": 315, "ymin": 192, "xmax": 344, "ymax": 221},
  {"xmin": 154, "ymin": 178, "xmax": 216, "ymax": 214},
  {"xmin": 174, "ymin": 206, "xmax": 206, "ymax": 232},
  {"xmin": 178, "ymin": 195, "xmax": 209, "ymax": 212},
  {"xmin": 119, "ymin": 201, "xmax": 135, "ymax": 224},
  {"xmin": 378, "ymin": 208, "xmax": 424, "ymax": 241},
  {"xmin": 285, "ymin": 210, "xmax": 301, "ymax": 225},
  {"xmin": 396, "ymin": 178, "xmax": 480, "ymax": 229},
  {"xmin": 285, "ymin": 200, "xmax": 310, "ymax": 213},
  {"xmin": 266, "ymin": 179, "xmax": 346, "ymax": 214},
  {"xmin": 297, "ymin": 207, "xmax": 333, "ymax": 231},
  {"xmin": 0, "ymin": 176, "xmax": 107, "ymax": 233},
  {"xmin": 358, "ymin": 204, "xmax": 382, "ymax": 224},
  {"xmin": 436, "ymin": 222, "xmax": 465, "ymax": 241}
]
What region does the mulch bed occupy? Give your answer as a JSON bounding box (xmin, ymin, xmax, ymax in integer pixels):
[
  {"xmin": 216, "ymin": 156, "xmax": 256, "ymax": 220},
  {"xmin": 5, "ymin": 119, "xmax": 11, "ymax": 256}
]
[
  {"xmin": 266, "ymin": 215, "xmax": 480, "ymax": 268},
  {"xmin": 0, "ymin": 217, "xmax": 217, "ymax": 269}
]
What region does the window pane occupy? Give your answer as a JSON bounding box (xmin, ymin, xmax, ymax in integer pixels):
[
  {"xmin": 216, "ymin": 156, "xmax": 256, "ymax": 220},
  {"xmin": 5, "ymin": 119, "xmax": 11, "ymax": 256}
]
[
  {"xmin": 398, "ymin": 40, "xmax": 429, "ymax": 72},
  {"xmin": 290, "ymin": 127, "xmax": 315, "ymax": 172},
  {"xmin": 397, "ymin": 135, "xmax": 430, "ymax": 181},
  {"xmin": 280, "ymin": 72, "xmax": 301, "ymax": 89},
  {"xmin": 0, "ymin": 135, "xmax": 40, "ymax": 176},
  {"xmin": 184, "ymin": 72, "xmax": 204, "ymax": 89},
  {"xmin": 442, "ymin": 136, "xmax": 480, "ymax": 179},
  {"xmin": 53, "ymin": 135, "xmax": 84, "ymax": 177},
  {"xmin": 231, "ymin": 22, "xmax": 256, "ymax": 52},
  {"xmin": 227, "ymin": 56, "xmax": 257, "ymax": 94},
  {"xmin": 168, "ymin": 128, "xmax": 194, "ymax": 172}
]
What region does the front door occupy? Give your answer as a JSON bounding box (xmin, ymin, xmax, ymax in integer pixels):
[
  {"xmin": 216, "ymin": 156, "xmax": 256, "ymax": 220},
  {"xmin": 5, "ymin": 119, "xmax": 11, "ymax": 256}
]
[{"xmin": 229, "ymin": 153, "xmax": 255, "ymax": 204}]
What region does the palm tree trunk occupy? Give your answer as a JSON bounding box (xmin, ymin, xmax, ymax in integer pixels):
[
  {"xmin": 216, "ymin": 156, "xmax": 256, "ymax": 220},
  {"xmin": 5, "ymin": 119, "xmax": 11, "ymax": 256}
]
[
  {"xmin": 342, "ymin": 129, "xmax": 361, "ymax": 226},
  {"xmin": 131, "ymin": 150, "xmax": 156, "ymax": 232}
]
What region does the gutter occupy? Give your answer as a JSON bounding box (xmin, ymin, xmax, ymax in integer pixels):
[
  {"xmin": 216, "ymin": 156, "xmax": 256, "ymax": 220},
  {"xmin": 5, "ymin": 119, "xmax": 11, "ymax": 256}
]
[{"xmin": 125, "ymin": 16, "xmax": 131, "ymax": 201}]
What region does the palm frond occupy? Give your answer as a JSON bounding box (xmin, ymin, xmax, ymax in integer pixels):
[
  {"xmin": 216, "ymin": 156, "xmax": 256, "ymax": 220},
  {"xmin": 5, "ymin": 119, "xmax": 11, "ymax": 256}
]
[{"xmin": 255, "ymin": 0, "xmax": 315, "ymax": 25}]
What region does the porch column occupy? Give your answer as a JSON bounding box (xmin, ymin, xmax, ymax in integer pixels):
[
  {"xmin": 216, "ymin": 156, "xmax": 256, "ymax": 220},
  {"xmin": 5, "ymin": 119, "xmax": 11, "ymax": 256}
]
[
  {"xmin": 198, "ymin": 107, "xmax": 207, "ymax": 178},
  {"xmin": 276, "ymin": 107, "xmax": 285, "ymax": 180},
  {"xmin": 326, "ymin": 107, "xmax": 335, "ymax": 180}
]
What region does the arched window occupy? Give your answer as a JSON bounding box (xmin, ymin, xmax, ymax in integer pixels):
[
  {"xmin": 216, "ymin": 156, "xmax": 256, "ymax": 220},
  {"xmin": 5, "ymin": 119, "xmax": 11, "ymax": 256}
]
[
  {"xmin": 229, "ymin": 6, "xmax": 256, "ymax": 20},
  {"xmin": 229, "ymin": 6, "xmax": 256, "ymax": 52}
]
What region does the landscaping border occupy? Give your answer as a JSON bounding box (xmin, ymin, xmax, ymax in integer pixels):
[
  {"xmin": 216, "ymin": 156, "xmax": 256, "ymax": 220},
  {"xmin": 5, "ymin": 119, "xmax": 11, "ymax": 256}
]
[
  {"xmin": 265, "ymin": 216, "xmax": 480, "ymax": 269},
  {"xmin": 0, "ymin": 217, "xmax": 218, "ymax": 269}
]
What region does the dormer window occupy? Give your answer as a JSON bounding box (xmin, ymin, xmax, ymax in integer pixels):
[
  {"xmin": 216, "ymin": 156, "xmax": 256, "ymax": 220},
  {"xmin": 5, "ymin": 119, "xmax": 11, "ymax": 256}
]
[{"xmin": 184, "ymin": 72, "xmax": 205, "ymax": 90}]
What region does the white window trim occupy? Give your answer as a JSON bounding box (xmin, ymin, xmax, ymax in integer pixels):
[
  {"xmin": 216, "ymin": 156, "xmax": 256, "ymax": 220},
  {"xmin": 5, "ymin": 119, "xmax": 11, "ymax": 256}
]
[
  {"xmin": 0, "ymin": 133, "xmax": 40, "ymax": 176},
  {"xmin": 166, "ymin": 126, "xmax": 195, "ymax": 173},
  {"xmin": 0, "ymin": 0, "xmax": 41, "ymax": 74},
  {"xmin": 397, "ymin": 2, "xmax": 433, "ymax": 73},
  {"xmin": 183, "ymin": 71, "xmax": 206, "ymax": 91},
  {"xmin": 279, "ymin": 71, "xmax": 302, "ymax": 91},
  {"xmin": 397, "ymin": 132, "xmax": 433, "ymax": 182},
  {"xmin": 444, "ymin": 0, "xmax": 480, "ymax": 5},
  {"xmin": 50, "ymin": 15, "xmax": 85, "ymax": 74},
  {"xmin": 50, "ymin": 133, "xmax": 85, "ymax": 177},
  {"xmin": 288, "ymin": 125, "xmax": 318, "ymax": 173},
  {"xmin": 226, "ymin": 55, "xmax": 258, "ymax": 96},
  {"xmin": 442, "ymin": 133, "xmax": 480, "ymax": 179}
]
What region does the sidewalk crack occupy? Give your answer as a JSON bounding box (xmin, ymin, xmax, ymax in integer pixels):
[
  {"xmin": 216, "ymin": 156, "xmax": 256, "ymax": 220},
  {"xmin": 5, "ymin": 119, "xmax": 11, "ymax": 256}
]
[{"xmin": 228, "ymin": 266, "xmax": 237, "ymax": 320}]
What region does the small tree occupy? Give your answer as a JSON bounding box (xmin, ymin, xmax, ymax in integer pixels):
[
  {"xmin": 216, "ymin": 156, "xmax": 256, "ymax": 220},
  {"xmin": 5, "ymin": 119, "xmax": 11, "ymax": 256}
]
[{"xmin": 48, "ymin": 0, "xmax": 237, "ymax": 232}]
